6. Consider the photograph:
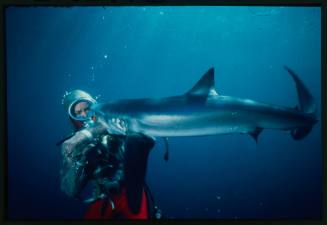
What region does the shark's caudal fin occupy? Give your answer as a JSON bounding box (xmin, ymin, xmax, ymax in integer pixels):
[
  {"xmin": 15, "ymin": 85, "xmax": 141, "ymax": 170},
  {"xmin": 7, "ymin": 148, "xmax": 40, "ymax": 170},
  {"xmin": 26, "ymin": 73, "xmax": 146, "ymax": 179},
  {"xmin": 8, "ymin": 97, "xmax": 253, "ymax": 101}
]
[
  {"xmin": 186, "ymin": 67, "xmax": 219, "ymax": 97},
  {"xmin": 284, "ymin": 66, "xmax": 317, "ymax": 140},
  {"xmin": 284, "ymin": 66, "xmax": 316, "ymax": 114}
]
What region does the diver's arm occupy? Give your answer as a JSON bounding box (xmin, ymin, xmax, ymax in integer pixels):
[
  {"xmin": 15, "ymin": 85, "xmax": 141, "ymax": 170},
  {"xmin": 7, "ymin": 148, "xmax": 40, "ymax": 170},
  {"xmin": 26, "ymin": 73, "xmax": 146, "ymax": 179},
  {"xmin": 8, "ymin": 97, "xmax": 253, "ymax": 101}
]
[
  {"xmin": 60, "ymin": 138, "xmax": 95, "ymax": 199},
  {"xmin": 59, "ymin": 121, "xmax": 107, "ymax": 199},
  {"xmin": 60, "ymin": 120, "xmax": 108, "ymax": 162},
  {"xmin": 59, "ymin": 121, "xmax": 112, "ymax": 199}
]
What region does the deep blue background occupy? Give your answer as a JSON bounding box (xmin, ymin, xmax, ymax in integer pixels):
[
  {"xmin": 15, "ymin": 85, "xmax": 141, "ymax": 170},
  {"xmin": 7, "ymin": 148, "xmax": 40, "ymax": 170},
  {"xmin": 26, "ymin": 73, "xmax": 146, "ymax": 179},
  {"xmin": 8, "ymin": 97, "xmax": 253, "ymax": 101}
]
[{"xmin": 6, "ymin": 6, "xmax": 321, "ymax": 219}]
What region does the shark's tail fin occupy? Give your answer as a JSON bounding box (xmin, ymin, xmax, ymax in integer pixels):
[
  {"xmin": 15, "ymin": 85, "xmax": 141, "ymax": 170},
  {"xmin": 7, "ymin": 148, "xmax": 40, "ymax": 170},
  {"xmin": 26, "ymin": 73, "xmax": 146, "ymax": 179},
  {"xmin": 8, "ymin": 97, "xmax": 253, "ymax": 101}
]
[{"xmin": 284, "ymin": 66, "xmax": 317, "ymax": 140}]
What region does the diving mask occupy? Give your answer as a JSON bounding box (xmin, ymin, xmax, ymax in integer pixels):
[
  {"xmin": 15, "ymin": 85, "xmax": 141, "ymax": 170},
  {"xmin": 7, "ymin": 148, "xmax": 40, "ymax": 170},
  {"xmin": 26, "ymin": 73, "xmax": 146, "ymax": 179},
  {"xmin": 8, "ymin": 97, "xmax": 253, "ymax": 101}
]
[{"xmin": 68, "ymin": 99, "xmax": 96, "ymax": 122}]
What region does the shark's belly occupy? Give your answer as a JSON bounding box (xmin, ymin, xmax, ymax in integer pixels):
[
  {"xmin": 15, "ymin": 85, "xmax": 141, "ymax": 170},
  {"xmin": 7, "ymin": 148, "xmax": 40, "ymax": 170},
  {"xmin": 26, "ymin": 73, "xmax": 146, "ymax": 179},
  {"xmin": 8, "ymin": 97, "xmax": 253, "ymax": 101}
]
[
  {"xmin": 130, "ymin": 108, "xmax": 314, "ymax": 137},
  {"xmin": 100, "ymin": 100, "xmax": 315, "ymax": 137},
  {"xmin": 132, "ymin": 112, "xmax": 255, "ymax": 137}
]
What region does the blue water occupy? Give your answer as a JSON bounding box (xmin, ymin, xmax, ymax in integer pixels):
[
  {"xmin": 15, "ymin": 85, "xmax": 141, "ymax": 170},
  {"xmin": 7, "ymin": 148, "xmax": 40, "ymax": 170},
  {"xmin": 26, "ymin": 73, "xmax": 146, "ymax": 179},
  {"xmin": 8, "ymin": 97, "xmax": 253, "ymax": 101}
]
[{"xmin": 6, "ymin": 6, "xmax": 322, "ymax": 220}]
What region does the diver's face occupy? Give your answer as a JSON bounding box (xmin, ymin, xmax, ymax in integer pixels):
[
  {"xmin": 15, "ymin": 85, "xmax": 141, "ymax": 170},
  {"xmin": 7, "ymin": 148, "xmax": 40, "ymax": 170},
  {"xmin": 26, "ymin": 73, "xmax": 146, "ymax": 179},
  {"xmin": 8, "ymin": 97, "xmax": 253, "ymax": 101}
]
[{"xmin": 74, "ymin": 101, "xmax": 91, "ymax": 119}]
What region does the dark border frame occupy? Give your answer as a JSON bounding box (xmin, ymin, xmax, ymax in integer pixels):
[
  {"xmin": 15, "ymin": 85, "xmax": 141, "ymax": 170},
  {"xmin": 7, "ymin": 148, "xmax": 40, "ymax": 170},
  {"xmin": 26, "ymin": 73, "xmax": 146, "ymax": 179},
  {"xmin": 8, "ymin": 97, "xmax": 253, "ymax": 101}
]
[{"xmin": 0, "ymin": 1, "xmax": 326, "ymax": 225}]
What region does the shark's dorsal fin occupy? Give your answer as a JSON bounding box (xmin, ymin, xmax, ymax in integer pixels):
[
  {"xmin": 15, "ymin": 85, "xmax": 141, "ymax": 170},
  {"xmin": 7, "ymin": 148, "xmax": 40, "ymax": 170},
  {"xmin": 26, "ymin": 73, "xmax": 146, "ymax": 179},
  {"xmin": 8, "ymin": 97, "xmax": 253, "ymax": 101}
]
[{"xmin": 186, "ymin": 67, "xmax": 219, "ymax": 97}]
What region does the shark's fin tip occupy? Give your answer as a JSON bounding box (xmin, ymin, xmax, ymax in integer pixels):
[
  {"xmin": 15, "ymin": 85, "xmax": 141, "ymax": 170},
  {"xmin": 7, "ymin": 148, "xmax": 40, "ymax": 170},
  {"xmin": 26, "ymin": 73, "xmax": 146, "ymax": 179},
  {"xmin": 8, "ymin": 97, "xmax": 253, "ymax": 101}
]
[
  {"xmin": 284, "ymin": 65, "xmax": 316, "ymax": 115},
  {"xmin": 186, "ymin": 67, "xmax": 218, "ymax": 97}
]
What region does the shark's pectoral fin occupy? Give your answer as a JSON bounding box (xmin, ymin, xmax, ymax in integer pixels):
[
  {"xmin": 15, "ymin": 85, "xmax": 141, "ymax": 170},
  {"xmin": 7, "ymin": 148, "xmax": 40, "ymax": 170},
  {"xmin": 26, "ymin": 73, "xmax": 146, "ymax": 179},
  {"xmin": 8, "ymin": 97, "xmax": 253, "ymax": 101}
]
[
  {"xmin": 249, "ymin": 127, "xmax": 263, "ymax": 143},
  {"xmin": 186, "ymin": 67, "xmax": 219, "ymax": 98},
  {"xmin": 163, "ymin": 137, "xmax": 169, "ymax": 162}
]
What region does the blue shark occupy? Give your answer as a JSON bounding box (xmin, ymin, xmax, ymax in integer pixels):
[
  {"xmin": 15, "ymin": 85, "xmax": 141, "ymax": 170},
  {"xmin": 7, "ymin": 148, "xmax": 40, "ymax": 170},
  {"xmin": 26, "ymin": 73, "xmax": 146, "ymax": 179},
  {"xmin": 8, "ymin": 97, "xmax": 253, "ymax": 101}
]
[{"xmin": 93, "ymin": 66, "xmax": 318, "ymax": 141}]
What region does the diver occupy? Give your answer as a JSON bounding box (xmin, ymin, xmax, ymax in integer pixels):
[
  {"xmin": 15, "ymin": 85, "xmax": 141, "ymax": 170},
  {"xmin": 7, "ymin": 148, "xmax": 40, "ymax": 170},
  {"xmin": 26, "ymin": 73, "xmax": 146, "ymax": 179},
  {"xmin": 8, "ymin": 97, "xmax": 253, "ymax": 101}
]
[{"xmin": 58, "ymin": 90, "xmax": 162, "ymax": 219}]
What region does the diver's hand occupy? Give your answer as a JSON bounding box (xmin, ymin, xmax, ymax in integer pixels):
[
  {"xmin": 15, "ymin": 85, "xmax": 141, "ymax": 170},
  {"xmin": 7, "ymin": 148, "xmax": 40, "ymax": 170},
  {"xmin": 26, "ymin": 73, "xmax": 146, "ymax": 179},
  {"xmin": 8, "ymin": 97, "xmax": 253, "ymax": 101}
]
[{"xmin": 83, "ymin": 118, "xmax": 108, "ymax": 139}]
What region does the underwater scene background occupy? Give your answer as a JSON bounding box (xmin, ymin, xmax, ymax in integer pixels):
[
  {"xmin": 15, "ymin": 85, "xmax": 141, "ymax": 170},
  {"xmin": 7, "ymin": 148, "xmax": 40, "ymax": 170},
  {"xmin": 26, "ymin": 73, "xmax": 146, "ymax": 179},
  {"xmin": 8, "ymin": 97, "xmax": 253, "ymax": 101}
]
[{"xmin": 6, "ymin": 6, "xmax": 321, "ymax": 219}]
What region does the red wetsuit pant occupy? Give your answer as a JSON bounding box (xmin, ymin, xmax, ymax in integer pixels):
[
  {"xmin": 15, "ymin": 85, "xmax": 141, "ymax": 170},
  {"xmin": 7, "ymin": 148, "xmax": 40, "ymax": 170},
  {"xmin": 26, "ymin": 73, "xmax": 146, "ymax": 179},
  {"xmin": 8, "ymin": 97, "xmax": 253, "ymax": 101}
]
[{"xmin": 84, "ymin": 187, "xmax": 148, "ymax": 219}]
